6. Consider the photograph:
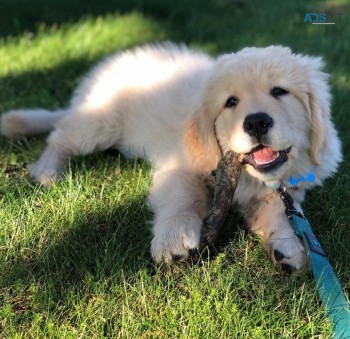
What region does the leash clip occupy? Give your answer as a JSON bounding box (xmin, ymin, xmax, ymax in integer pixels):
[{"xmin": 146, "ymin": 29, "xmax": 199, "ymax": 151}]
[{"xmin": 276, "ymin": 185, "xmax": 305, "ymax": 220}]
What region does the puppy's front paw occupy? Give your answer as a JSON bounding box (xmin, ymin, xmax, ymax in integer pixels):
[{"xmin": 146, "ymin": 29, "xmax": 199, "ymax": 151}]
[
  {"xmin": 268, "ymin": 231, "xmax": 307, "ymax": 272},
  {"xmin": 151, "ymin": 214, "xmax": 202, "ymax": 264}
]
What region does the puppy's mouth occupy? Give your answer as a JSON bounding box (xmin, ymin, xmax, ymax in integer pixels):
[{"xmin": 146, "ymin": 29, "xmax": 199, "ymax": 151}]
[{"xmin": 243, "ymin": 145, "xmax": 291, "ymax": 172}]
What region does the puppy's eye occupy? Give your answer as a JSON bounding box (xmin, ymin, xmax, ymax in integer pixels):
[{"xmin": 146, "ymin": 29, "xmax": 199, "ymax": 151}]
[
  {"xmin": 270, "ymin": 87, "xmax": 289, "ymax": 98},
  {"xmin": 225, "ymin": 96, "xmax": 239, "ymax": 108}
]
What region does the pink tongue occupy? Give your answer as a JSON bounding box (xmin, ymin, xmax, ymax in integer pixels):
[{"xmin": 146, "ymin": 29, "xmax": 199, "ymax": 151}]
[{"xmin": 252, "ymin": 147, "xmax": 278, "ymax": 164}]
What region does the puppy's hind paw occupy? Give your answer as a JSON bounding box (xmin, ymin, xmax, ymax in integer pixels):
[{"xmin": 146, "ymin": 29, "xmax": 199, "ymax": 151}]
[
  {"xmin": 27, "ymin": 161, "xmax": 62, "ymax": 186},
  {"xmin": 26, "ymin": 145, "xmax": 68, "ymax": 186}
]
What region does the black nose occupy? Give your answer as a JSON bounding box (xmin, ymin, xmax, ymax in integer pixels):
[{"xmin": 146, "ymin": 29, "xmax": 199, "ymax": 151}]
[{"xmin": 243, "ymin": 112, "xmax": 274, "ymax": 139}]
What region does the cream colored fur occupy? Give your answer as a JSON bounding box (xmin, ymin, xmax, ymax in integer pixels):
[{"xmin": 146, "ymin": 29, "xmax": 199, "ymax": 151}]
[{"xmin": 1, "ymin": 43, "xmax": 342, "ymax": 270}]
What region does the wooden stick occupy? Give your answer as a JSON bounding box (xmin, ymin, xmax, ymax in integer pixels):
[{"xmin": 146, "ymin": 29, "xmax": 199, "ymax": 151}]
[{"xmin": 201, "ymin": 150, "xmax": 242, "ymax": 247}]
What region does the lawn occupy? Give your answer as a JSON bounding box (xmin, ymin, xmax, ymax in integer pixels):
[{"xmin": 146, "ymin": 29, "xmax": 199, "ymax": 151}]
[{"xmin": 0, "ymin": 0, "xmax": 349, "ymax": 337}]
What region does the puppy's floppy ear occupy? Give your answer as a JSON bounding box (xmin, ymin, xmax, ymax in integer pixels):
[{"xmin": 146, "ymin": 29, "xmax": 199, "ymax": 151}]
[
  {"xmin": 301, "ymin": 56, "xmax": 332, "ymax": 165},
  {"xmin": 184, "ymin": 99, "xmax": 222, "ymax": 173}
]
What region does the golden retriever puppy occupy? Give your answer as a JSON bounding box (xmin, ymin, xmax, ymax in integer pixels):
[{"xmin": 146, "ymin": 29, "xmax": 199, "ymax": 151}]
[{"xmin": 1, "ymin": 43, "xmax": 342, "ymax": 271}]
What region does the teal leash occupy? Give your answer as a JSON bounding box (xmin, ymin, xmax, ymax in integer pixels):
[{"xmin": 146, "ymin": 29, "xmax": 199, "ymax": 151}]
[{"xmin": 276, "ymin": 185, "xmax": 350, "ymax": 338}]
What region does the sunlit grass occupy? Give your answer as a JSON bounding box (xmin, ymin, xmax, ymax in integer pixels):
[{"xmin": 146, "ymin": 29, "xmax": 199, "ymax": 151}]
[{"xmin": 0, "ymin": 12, "xmax": 166, "ymax": 76}]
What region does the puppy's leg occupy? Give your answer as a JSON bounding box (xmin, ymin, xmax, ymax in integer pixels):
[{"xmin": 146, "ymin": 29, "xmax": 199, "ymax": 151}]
[
  {"xmin": 29, "ymin": 112, "xmax": 121, "ymax": 186},
  {"xmin": 244, "ymin": 192, "xmax": 307, "ymax": 272},
  {"xmin": 28, "ymin": 143, "xmax": 68, "ymax": 186},
  {"xmin": 149, "ymin": 168, "xmax": 210, "ymax": 264}
]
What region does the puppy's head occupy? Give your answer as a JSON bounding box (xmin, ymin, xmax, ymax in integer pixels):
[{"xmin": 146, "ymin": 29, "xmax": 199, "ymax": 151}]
[{"xmin": 185, "ymin": 46, "xmax": 341, "ymax": 186}]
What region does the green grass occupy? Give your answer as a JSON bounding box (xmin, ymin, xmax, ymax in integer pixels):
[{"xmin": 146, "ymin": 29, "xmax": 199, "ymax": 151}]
[{"xmin": 0, "ymin": 0, "xmax": 349, "ymax": 337}]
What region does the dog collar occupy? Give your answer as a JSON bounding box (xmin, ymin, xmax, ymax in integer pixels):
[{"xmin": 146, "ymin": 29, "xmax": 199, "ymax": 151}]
[{"xmin": 288, "ymin": 168, "xmax": 316, "ymax": 187}]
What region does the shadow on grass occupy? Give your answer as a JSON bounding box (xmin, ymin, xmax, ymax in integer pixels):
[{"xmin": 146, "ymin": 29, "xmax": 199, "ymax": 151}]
[
  {"xmin": 0, "ymin": 0, "xmax": 241, "ymax": 39},
  {"xmin": 0, "ymin": 58, "xmax": 93, "ymax": 112},
  {"xmin": 0, "ymin": 0, "xmax": 121, "ymax": 38},
  {"xmin": 0, "ymin": 155, "xmax": 154, "ymax": 296}
]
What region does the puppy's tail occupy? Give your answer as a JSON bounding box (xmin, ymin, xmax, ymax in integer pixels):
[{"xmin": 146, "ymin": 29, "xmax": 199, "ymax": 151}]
[{"xmin": 0, "ymin": 108, "xmax": 68, "ymax": 138}]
